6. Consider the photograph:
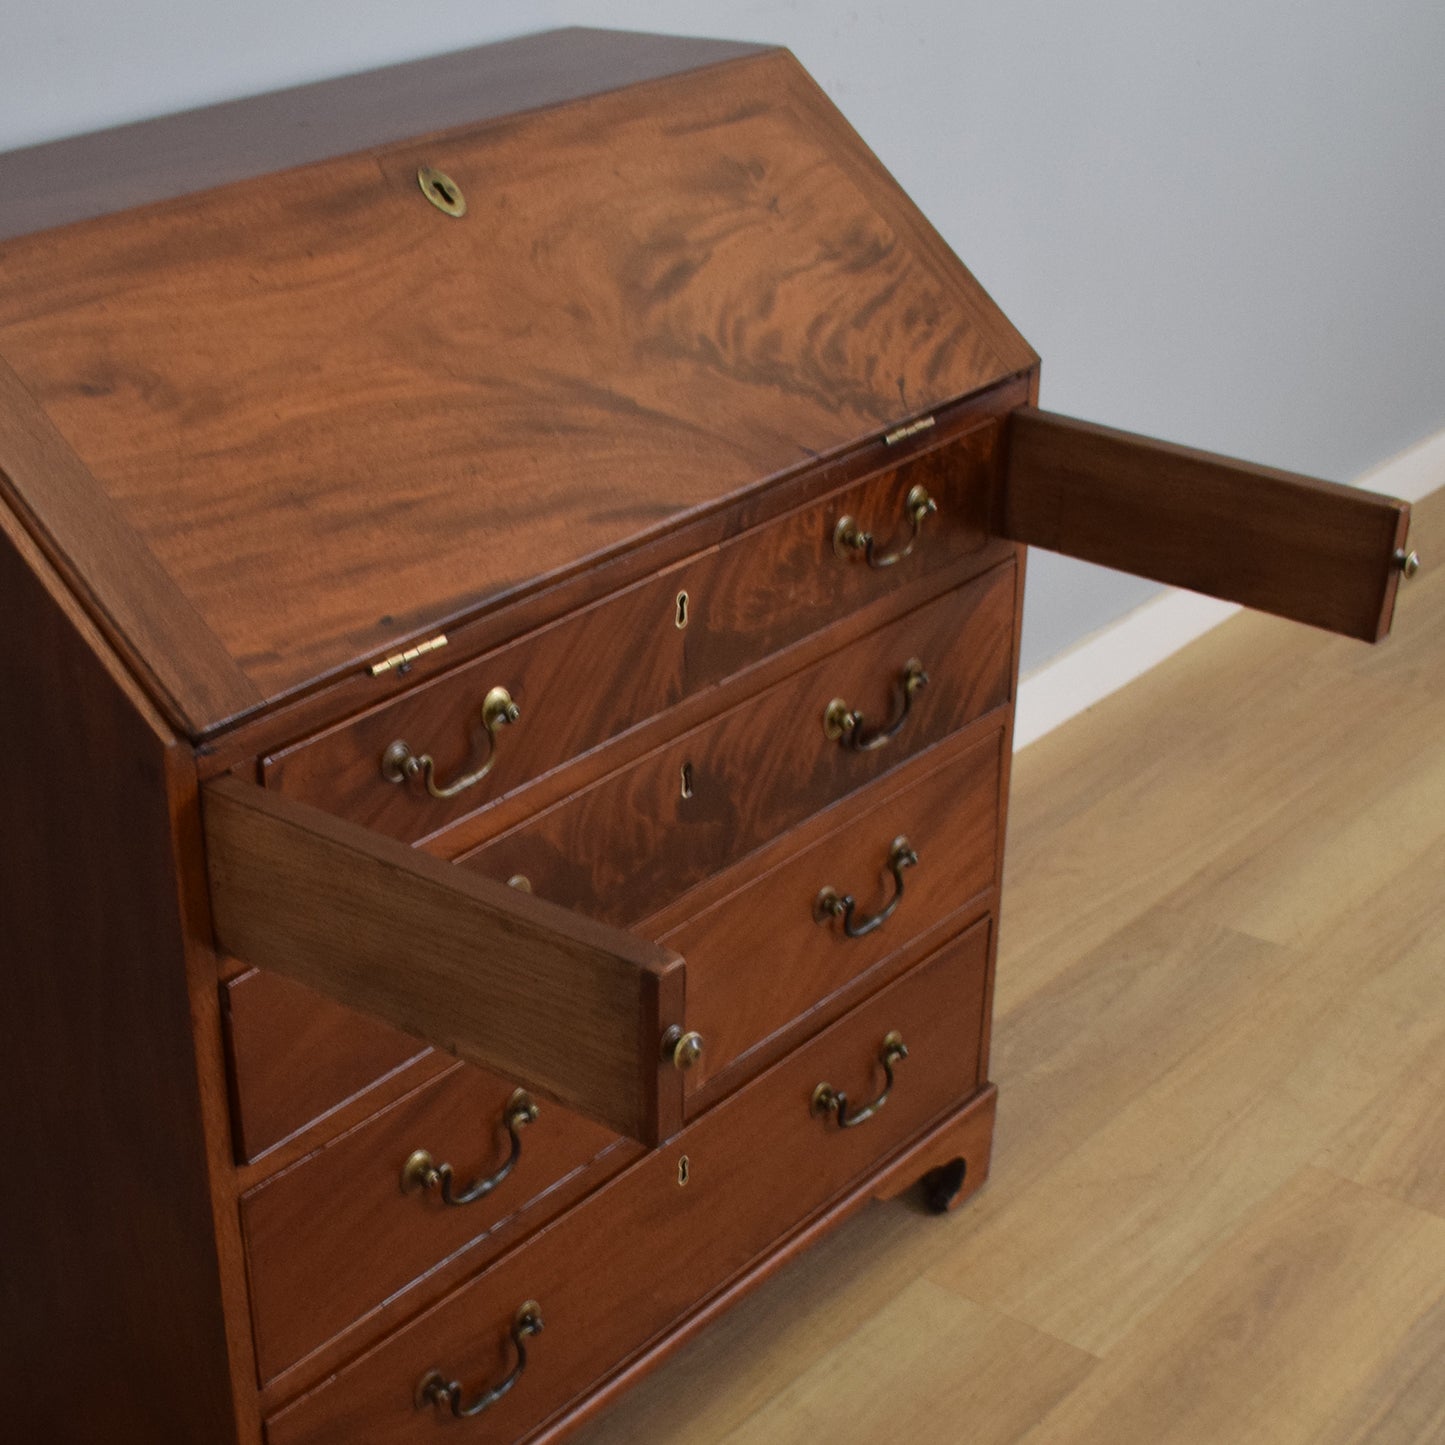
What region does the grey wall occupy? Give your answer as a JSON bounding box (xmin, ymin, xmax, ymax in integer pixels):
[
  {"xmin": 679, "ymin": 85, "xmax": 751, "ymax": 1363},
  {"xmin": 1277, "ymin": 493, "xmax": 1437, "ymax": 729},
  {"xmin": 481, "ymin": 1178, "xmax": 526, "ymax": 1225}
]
[{"xmin": 3, "ymin": 1, "xmax": 1441, "ymax": 672}]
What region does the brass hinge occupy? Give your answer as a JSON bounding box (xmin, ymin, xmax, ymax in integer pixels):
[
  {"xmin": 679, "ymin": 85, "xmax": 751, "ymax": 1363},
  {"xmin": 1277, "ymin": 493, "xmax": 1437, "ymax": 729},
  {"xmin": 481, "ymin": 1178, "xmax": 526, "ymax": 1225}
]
[
  {"xmin": 883, "ymin": 415, "xmax": 937, "ymax": 447},
  {"xmin": 368, "ymin": 633, "xmax": 449, "ymax": 677}
]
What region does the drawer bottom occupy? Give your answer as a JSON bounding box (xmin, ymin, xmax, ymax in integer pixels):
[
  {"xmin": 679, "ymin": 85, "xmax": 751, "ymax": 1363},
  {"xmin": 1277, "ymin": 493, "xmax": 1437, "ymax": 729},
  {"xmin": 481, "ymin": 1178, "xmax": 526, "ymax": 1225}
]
[{"xmin": 266, "ymin": 921, "xmax": 995, "ymax": 1444}]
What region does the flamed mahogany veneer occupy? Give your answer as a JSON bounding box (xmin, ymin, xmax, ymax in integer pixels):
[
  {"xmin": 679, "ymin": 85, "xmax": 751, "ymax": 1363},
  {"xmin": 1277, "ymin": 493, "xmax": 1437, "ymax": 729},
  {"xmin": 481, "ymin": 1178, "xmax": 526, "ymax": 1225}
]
[{"xmin": 0, "ymin": 26, "xmax": 1416, "ymax": 1444}]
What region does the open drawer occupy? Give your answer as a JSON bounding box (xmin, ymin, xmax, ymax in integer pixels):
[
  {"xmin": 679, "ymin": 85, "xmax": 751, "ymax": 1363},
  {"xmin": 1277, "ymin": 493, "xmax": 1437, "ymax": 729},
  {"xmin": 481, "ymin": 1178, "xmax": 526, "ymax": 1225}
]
[{"xmin": 203, "ymin": 777, "xmax": 687, "ymax": 1146}]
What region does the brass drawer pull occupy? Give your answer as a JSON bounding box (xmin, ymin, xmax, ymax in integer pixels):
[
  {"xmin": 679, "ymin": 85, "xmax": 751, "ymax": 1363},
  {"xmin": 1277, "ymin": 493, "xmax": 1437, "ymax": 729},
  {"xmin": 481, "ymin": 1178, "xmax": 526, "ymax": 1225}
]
[
  {"xmin": 400, "ymin": 1089, "xmax": 539, "ymax": 1206},
  {"xmin": 415, "ymin": 1300, "xmax": 543, "ymax": 1418},
  {"xmin": 833, "ymin": 484, "xmax": 938, "ymax": 568},
  {"xmin": 814, "ymin": 836, "xmax": 918, "ymax": 939},
  {"xmin": 812, "ymin": 1031, "xmax": 909, "ymax": 1129},
  {"xmin": 660, "ymin": 1025, "xmax": 705, "ymax": 1072},
  {"xmin": 381, "ymin": 685, "xmax": 520, "ymax": 799},
  {"xmin": 823, "ymin": 658, "xmax": 927, "ymax": 751}
]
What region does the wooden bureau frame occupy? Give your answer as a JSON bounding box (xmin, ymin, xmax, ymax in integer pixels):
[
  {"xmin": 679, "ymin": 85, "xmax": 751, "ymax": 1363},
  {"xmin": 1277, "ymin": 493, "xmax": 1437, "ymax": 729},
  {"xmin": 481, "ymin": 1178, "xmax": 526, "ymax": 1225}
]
[{"xmin": 0, "ymin": 28, "xmax": 1415, "ymax": 1444}]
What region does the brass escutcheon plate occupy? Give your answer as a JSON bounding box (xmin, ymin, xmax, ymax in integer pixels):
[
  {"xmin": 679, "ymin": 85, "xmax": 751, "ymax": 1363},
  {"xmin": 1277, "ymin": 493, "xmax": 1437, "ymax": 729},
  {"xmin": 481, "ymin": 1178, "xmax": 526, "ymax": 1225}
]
[{"xmin": 418, "ymin": 166, "xmax": 466, "ymax": 217}]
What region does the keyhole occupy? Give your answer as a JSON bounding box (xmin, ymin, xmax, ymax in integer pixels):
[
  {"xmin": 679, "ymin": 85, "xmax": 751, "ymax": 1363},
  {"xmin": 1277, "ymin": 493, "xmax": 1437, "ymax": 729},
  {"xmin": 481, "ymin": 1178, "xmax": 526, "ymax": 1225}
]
[
  {"xmin": 680, "ymin": 762, "xmax": 694, "ymax": 800},
  {"xmin": 675, "ymin": 590, "xmax": 689, "ymax": 629},
  {"xmin": 417, "ymin": 166, "xmax": 466, "ymax": 217},
  {"xmin": 677, "ymin": 1155, "xmax": 690, "ymax": 1187}
]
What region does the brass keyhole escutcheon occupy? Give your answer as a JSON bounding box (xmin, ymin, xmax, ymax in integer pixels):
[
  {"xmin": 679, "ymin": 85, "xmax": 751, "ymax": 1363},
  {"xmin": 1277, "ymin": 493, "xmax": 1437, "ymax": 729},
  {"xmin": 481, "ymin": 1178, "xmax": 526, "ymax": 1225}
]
[
  {"xmin": 675, "ymin": 590, "xmax": 689, "ymax": 628},
  {"xmin": 680, "ymin": 762, "xmax": 694, "ymax": 800},
  {"xmin": 677, "ymin": 1155, "xmax": 690, "ymax": 1187},
  {"xmin": 418, "ymin": 166, "xmax": 466, "ymax": 217}
]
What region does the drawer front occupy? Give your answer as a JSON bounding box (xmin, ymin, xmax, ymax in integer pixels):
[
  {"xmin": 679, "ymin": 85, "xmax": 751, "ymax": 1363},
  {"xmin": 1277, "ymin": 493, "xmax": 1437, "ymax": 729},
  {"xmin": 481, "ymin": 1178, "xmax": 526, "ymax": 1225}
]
[
  {"xmin": 666, "ymin": 725, "xmax": 1002, "ymax": 1114},
  {"xmin": 225, "ymin": 565, "xmax": 1009, "ymax": 1171},
  {"xmin": 244, "ymin": 1066, "xmax": 637, "ymax": 1384},
  {"xmin": 262, "ymin": 421, "xmax": 1002, "ymax": 844},
  {"xmin": 266, "ymin": 922, "xmax": 990, "ymax": 1445},
  {"xmin": 679, "ymin": 419, "xmax": 1000, "ymax": 683},
  {"xmin": 459, "ymin": 560, "xmax": 1015, "ymax": 926},
  {"xmin": 224, "ymin": 970, "xmax": 430, "ymax": 1163}
]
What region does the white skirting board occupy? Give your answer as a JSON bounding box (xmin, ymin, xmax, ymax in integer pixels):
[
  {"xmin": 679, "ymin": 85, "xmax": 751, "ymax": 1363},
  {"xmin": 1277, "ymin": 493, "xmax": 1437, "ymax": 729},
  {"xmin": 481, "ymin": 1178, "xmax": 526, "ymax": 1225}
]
[{"xmin": 1013, "ymin": 427, "xmax": 1445, "ymax": 751}]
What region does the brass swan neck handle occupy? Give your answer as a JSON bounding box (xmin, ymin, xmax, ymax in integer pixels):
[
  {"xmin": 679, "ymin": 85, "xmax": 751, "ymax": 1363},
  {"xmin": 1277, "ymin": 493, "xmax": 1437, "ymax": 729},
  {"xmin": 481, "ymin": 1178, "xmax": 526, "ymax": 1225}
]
[
  {"xmin": 814, "ymin": 836, "xmax": 918, "ymax": 939},
  {"xmin": 415, "ymin": 1301, "xmax": 543, "ymax": 1418},
  {"xmin": 812, "ymin": 1032, "xmax": 909, "ymax": 1130},
  {"xmin": 823, "ymin": 659, "xmax": 928, "ymax": 752},
  {"xmin": 833, "ymin": 484, "xmax": 938, "ymax": 569},
  {"xmin": 401, "ymin": 1089, "xmax": 539, "ymax": 1207},
  {"xmin": 382, "ymin": 685, "xmax": 520, "ymax": 800}
]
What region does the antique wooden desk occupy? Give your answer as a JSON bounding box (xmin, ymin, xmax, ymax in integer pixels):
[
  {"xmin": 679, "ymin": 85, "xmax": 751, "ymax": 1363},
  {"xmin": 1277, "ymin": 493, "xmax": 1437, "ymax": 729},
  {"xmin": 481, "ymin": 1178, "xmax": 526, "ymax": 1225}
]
[{"xmin": 0, "ymin": 28, "xmax": 1416, "ymax": 1444}]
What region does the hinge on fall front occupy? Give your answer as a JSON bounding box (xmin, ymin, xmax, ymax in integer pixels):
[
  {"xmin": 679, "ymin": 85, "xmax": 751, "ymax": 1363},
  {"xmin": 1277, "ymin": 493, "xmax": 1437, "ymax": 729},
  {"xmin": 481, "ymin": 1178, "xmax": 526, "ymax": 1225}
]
[
  {"xmin": 368, "ymin": 633, "xmax": 449, "ymax": 677},
  {"xmin": 883, "ymin": 414, "xmax": 936, "ymax": 447}
]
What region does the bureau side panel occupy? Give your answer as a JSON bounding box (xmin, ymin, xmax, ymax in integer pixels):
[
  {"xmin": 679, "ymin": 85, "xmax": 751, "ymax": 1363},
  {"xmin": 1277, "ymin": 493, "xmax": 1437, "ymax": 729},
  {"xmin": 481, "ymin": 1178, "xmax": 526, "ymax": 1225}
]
[
  {"xmin": 982, "ymin": 362, "xmax": 1039, "ymax": 1081},
  {"xmin": 0, "ymin": 508, "xmax": 248, "ymax": 1443}
]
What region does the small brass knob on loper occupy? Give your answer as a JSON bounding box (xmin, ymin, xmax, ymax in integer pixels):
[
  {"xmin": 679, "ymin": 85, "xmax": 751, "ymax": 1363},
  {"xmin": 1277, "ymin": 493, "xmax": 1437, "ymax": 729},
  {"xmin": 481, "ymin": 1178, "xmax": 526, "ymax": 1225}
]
[
  {"xmin": 661, "ymin": 1026, "xmax": 704, "ymax": 1071},
  {"xmin": 1395, "ymin": 548, "xmax": 1421, "ymax": 580}
]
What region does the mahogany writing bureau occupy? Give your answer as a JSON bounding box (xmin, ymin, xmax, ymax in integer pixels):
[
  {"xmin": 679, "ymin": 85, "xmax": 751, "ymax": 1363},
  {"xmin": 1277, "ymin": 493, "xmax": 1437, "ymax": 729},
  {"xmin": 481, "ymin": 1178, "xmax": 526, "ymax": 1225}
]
[{"xmin": 0, "ymin": 28, "xmax": 1417, "ymax": 1444}]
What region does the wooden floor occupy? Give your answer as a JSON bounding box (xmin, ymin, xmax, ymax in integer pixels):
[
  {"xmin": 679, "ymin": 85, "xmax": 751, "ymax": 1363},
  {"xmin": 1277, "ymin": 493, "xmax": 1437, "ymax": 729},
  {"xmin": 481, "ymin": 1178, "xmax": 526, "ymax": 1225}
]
[{"xmin": 577, "ymin": 484, "xmax": 1445, "ymax": 1445}]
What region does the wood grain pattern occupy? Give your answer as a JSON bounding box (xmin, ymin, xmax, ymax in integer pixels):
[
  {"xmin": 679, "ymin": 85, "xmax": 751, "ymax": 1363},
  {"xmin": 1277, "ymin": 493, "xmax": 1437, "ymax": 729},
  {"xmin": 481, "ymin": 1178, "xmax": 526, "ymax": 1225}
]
[
  {"xmin": 1003, "ymin": 406, "xmax": 1412, "ymax": 641},
  {"xmin": 1014, "ymin": 1169, "xmax": 1445, "ymax": 1445},
  {"xmin": 1320, "ymin": 1002, "xmax": 1445, "ymax": 1221},
  {"xmin": 231, "ymin": 706, "xmax": 1005, "ymax": 1185},
  {"xmin": 570, "ymin": 1089, "xmax": 997, "ymax": 1445},
  {"xmin": 664, "ymin": 726, "xmax": 1002, "ymax": 1112},
  {"xmin": 263, "ymin": 419, "xmax": 1002, "ymax": 844},
  {"xmin": 5, "ymin": 31, "xmax": 1419, "ymax": 1445},
  {"xmin": 232, "ymin": 1049, "xmax": 457, "ymax": 1196},
  {"xmin": 0, "ymin": 30, "xmax": 771, "ymax": 242},
  {"xmin": 930, "ymin": 569, "xmax": 1445, "ymax": 1365},
  {"xmin": 725, "ymin": 1278, "xmax": 1092, "ymax": 1445},
  {"xmin": 678, "ymin": 419, "xmax": 1001, "ymax": 690},
  {"xmin": 265, "ymin": 926, "xmax": 991, "ymax": 1445},
  {"xmin": 202, "ymin": 775, "xmax": 684, "ymax": 1143},
  {"xmin": 0, "ymin": 43, "xmax": 1030, "ymax": 734},
  {"xmin": 223, "ymin": 968, "xmax": 433, "ymax": 1162},
  {"xmin": 0, "ymin": 504, "xmax": 247, "ymax": 1443},
  {"xmin": 931, "ymin": 924, "xmax": 1367, "ymax": 1355},
  {"xmin": 244, "ymin": 1063, "xmax": 635, "ymax": 1389},
  {"xmin": 193, "ymin": 379, "xmax": 1024, "ymax": 782},
  {"xmin": 566, "ymin": 487, "xmax": 1442, "ymax": 1445},
  {"xmin": 460, "ymin": 562, "xmax": 1016, "ymax": 924},
  {"xmin": 0, "ymin": 353, "xmax": 260, "ymax": 730}
]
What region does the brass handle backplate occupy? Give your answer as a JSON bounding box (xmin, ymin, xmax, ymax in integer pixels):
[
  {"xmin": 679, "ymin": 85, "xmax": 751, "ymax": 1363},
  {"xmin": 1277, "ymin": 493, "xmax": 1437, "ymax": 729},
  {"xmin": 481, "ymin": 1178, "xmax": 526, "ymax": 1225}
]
[
  {"xmin": 824, "ymin": 659, "xmax": 928, "ymax": 751},
  {"xmin": 812, "ymin": 1031, "xmax": 909, "ymax": 1129},
  {"xmin": 401, "ymin": 1089, "xmax": 539, "ymax": 1207},
  {"xmin": 382, "ymin": 685, "xmax": 520, "ymax": 800},
  {"xmin": 833, "ymin": 484, "xmax": 938, "ymax": 569},
  {"xmin": 415, "ymin": 1300, "xmax": 542, "ymax": 1418},
  {"xmin": 815, "ymin": 837, "xmax": 918, "ymax": 939}
]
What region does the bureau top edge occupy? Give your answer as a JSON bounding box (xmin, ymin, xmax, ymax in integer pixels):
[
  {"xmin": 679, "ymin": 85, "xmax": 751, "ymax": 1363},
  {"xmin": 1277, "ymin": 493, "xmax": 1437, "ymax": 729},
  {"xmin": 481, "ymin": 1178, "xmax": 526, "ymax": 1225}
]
[{"xmin": 0, "ymin": 30, "xmax": 777, "ymax": 244}]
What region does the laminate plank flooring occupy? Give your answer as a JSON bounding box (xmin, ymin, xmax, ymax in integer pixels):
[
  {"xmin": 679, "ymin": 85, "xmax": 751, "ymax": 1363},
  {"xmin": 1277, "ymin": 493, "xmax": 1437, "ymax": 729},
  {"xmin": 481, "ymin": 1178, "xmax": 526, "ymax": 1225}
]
[{"xmin": 576, "ymin": 485, "xmax": 1444, "ymax": 1444}]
